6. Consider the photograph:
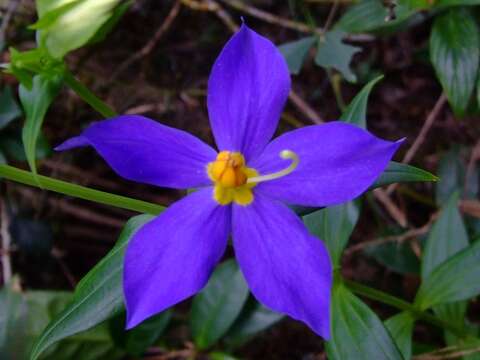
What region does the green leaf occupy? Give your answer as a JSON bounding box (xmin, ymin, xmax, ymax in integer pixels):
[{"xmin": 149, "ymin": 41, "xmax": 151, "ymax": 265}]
[
  {"xmin": 326, "ymin": 281, "xmax": 403, "ymax": 360},
  {"xmin": 385, "ymin": 312, "xmax": 416, "ymax": 360},
  {"xmin": 19, "ymin": 74, "xmax": 62, "ymax": 177},
  {"xmin": 110, "ymin": 310, "xmax": 171, "ymax": 356},
  {"xmin": 421, "ymin": 192, "xmax": 469, "ymax": 279},
  {"xmin": 372, "ymin": 161, "xmax": 438, "ymax": 188},
  {"xmin": 364, "ymin": 240, "xmax": 420, "ymax": 275},
  {"xmin": 223, "ymin": 299, "xmax": 283, "ymax": 349},
  {"xmin": 190, "ymin": 259, "xmax": 249, "ymax": 349},
  {"xmin": 0, "ymin": 86, "xmax": 22, "ymax": 130},
  {"xmin": 6, "ymin": 47, "xmax": 65, "ymax": 88},
  {"xmin": 336, "ymin": 0, "xmax": 415, "ymax": 33},
  {"xmin": 315, "ymin": 30, "xmax": 361, "ymax": 83},
  {"xmin": 0, "ymin": 130, "xmax": 52, "ymax": 162},
  {"xmin": 303, "ymin": 200, "xmax": 360, "ymax": 268},
  {"xmin": 30, "ymin": 214, "xmax": 154, "ymax": 360},
  {"xmin": 416, "ymin": 240, "xmax": 480, "ymax": 310},
  {"xmin": 340, "ymin": 75, "xmax": 384, "ymax": 128},
  {"xmin": 436, "ymin": 147, "xmax": 465, "ymax": 205},
  {"xmin": 35, "ymin": 0, "xmax": 121, "ymax": 59},
  {"xmin": 278, "ymin": 36, "xmax": 316, "ymax": 75},
  {"xmin": 430, "ymin": 8, "xmax": 479, "ymax": 116},
  {"xmin": 0, "ymin": 284, "xmax": 122, "ymax": 360}
]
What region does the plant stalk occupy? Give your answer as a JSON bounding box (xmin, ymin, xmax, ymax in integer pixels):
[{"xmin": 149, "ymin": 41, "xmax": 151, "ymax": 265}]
[{"xmin": 0, "ymin": 165, "xmax": 164, "ymax": 215}]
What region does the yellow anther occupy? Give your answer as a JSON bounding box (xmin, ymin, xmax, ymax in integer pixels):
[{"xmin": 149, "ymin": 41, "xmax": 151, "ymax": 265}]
[
  {"xmin": 207, "ymin": 151, "xmax": 257, "ymax": 205},
  {"xmin": 208, "ymin": 151, "xmax": 248, "ymax": 188},
  {"xmin": 207, "ymin": 149, "xmax": 299, "ymax": 206}
]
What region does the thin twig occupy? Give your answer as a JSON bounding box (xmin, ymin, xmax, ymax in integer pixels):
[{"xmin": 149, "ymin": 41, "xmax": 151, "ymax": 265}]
[
  {"xmin": 373, "ymin": 188, "xmax": 407, "ymax": 227},
  {"xmin": 0, "ymin": 197, "xmax": 12, "ymax": 284},
  {"xmin": 109, "ymin": 0, "xmax": 182, "ymax": 82},
  {"xmin": 219, "ymin": 0, "xmax": 324, "ymax": 34},
  {"xmin": 288, "ymin": 90, "xmax": 324, "ymax": 124},
  {"xmin": 15, "ymin": 186, "xmax": 126, "ymax": 228},
  {"xmin": 413, "ymin": 346, "xmax": 480, "ymax": 360},
  {"xmin": 386, "ymin": 94, "xmax": 447, "ymax": 195},
  {"xmin": 51, "ymin": 247, "xmax": 77, "ymax": 288},
  {"xmin": 0, "ymin": 0, "xmax": 20, "ymax": 47},
  {"xmin": 322, "ymin": 0, "xmax": 340, "ymax": 34},
  {"xmin": 344, "ymin": 212, "xmax": 437, "ymax": 256}
]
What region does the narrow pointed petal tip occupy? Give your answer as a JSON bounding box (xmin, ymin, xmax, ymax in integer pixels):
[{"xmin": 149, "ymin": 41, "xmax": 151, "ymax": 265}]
[
  {"xmin": 208, "ymin": 23, "xmax": 291, "ymax": 160},
  {"xmin": 124, "ymin": 188, "xmax": 231, "ymax": 329},
  {"xmin": 55, "ymin": 135, "xmax": 89, "ymax": 151},
  {"xmin": 232, "ymin": 194, "xmax": 332, "ymax": 339},
  {"xmin": 250, "ymin": 122, "xmax": 404, "ymax": 207},
  {"xmin": 55, "ymin": 115, "xmax": 217, "ymax": 189}
]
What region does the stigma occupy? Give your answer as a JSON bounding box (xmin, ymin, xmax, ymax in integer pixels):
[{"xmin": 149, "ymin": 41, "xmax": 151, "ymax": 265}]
[
  {"xmin": 207, "ymin": 150, "xmax": 300, "ymax": 206},
  {"xmin": 207, "ymin": 151, "xmax": 258, "ymax": 206}
]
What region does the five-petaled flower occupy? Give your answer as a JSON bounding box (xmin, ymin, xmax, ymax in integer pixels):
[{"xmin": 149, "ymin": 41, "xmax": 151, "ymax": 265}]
[{"xmin": 57, "ymin": 24, "xmax": 402, "ymax": 339}]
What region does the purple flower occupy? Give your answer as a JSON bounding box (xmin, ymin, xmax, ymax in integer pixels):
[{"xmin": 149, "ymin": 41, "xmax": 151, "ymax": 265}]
[{"xmin": 57, "ymin": 24, "xmax": 402, "ymax": 339}]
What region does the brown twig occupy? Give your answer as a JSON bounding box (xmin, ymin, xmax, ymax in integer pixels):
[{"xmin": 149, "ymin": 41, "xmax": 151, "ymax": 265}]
[
  {"xmin": 51, "ymin": 247, "xmax": 77, "ymax": 287},
  {"xmin": 322, "ymin": 0, "xmax": 340, "ymax": 34},
  {"xmin": 386, "ymin": 94, "xmax": 447, "ymax": 195},
  {"xmin": 15, "ymin": 186, "xmax": 125, "ymax": 228},
  {"xmin": 373, "ymin": 188, "xmax": 407, "ymax": 227},
  {"xmin": 288, "ymin": 90, "xmax": 324, "ymax": 124},
  {"xmin": 344, "ymin": 212, "xmax": 437, "ymax": 256},
  {"xmin": 413, "ymin": 345, "xmax": 480, "ymax": 360},
  {"xmin": 109, "ymin": 0, "xmax": 182, "ymax": 82},
  {"xmin": 0, "ymin": 0, "xmax": 20, "ymax": 47},
  {"xmin": 219, "ymin": 0, "xmax": 323, "ymax": 35}
]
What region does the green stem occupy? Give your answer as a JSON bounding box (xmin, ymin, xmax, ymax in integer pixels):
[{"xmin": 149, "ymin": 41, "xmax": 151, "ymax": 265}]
[
  {"xmin": 344, "ymin": 279, "xmax": 468, "ymax": 339},
  {"xmin": 0, "ymin": 165, "xmax": 164, "ymax": 215},
  {"xmin": 63, "ymin": 70, "xmax": 117, "ymax": 118}
]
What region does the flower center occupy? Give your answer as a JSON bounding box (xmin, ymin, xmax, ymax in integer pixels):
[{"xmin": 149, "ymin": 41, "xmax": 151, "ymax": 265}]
[
  {"xmin": 207, "ymin": 150, "xmax": 299, "ymax": 206},
  {"xmin": 207, "ymin": 151, "xmax": 258, "ymax": 206}
]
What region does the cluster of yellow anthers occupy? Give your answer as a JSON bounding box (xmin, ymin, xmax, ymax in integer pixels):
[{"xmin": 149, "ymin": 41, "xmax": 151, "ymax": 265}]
[{"xmin": 207, "ymin": 150, "xmax": 299, "ymax": 206}]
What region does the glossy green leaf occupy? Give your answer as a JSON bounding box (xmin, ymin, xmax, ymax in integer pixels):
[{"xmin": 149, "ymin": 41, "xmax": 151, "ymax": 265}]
[
  {"xmin": 19, "ymin": 74, "xmax": 62, "ymax": 177},
  {"xmin": 30, "ymin": 214, "xmax": 154, "ymax": 360},
  {"xmin": 0, "ymin": 86, "xmax": 22, "ymax": 130},
  {"xmin": 303, "ymin": 200, "xmax": 360, "ymax": 268},
  {"xmin": 35, "ymin": 0, "xmax": 121, "ymax": 59},
  {"xmin": 190, "ymin": 259, "xmax": 249, "ymax": 349},
  {"xmin": 223, "ymin": 298, "xmax": 283, "ymax": 349},
  {"xmin": 336, "ymin": 0, "xmax": 414, "ymax": 33},
  {"xmin": 416, "ymin": 240, "xmax": 480, "ymax": 310},
  {"xmin": 278, "ymin": 36, "xmax": 316, "ymax": 75},
  {"xmin": 385, "ymin": 312, "xmax": 416, "ymax": 360},
  {"xmin": 372, "ymin": 161, "xmax": 438, "ymax": 188},
  {"xmin": 326, "ymin": 281, "xmax": 403, "ymax": 360},
  {"xmin": 340, "ymin": 75, "xmax": 384, "ymax": 128},
  {"xmin": 315, "ymin": 30, "xmax": 361, "ymax": 83},
  {"xmin": 421, "ymin": 192, "xmax": 469, "ymax": 279},
  {"xmin": 430, "ymin": 8, "xmax": 479, "ymax": 116}
]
